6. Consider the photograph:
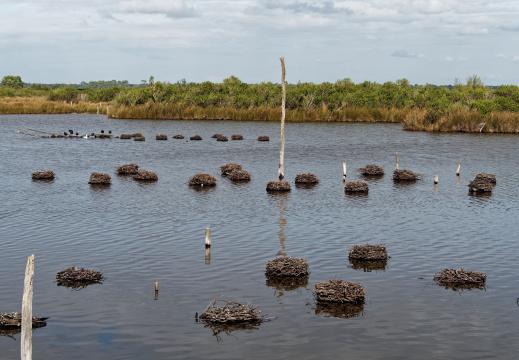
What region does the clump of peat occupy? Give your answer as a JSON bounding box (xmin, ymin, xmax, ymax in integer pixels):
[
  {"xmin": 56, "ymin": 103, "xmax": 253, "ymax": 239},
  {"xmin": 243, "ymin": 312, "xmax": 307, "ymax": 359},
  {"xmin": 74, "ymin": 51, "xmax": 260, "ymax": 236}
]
[
  {"xmin": 258, "ymin": 136, "xmax": 270, "ymax": 141},
  {"xmin": 56, "ymin": 266, "xmax": 104, "ymax": 289},
  {"xmin": 156, "ymin": 134, "xmax": 168, "ymax": 140},
  {"xmin": 433, "ymin": 267, "xmax": 486, "ymax": 290},
  {"xmin": 393, "ymin": 169, "xmax": 419, "ymax": 181},
  {"xmin": 231, "ymin": 134, "xmax": 243, "ymax": 140},
  {"xmin": 266, "ymin": 180, "xmax": 291, "ymax": 192},
  {"xmin": 133, "ymin": 170, "xmax": 158, "ymax": 182},
  {"xmin": 88, "ymin": 172, "xmax": 111, "ymax": 185},
  {"xmin": 314, "ymin": 280, "xmax": 365, "ymax": 304},
  {"xmin": 228, "ymin": 169, "xmax": 251, "ymax": 181},
  {"xmin": 173, "ymin": 134, "xmax": 185, "ymax": 139},
  {"xmin": 32, "ymin": 170, "xmax": 55, "ymax": 180},
  {"xmin": 189, "ymin": 174, "xmax": 217, "ymax": 187},
  {"xmin": 116, "ymin": 163, "xmax": 139, "ymax": 175},
  {"xmin": 294, "ymin": 173, "xmax": 319, "ymax": 184},
  {"xmin": 190, "ymin": 135, "xmax": 203, "ymax": 141},
  {"xmin": 357, "ymin": 165, "xmax": 385, "ymax": 176},
  {"xmin": 344, "ymin": 181, "xmax": 369, "ymax": 193},
  {"xmin": 220, "ymin": 163, "xmax": 242, "ymax": 176},
  {"xmin": 265, "ymin": 257, "xmax": 309, "ymax": 278}
]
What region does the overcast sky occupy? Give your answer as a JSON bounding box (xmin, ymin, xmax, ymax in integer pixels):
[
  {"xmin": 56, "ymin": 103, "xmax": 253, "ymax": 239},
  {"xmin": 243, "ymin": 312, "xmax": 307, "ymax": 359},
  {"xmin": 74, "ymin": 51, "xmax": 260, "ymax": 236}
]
[{"xmin": 1, "ymin": 0, "xmax": 519, "ymax": 86}]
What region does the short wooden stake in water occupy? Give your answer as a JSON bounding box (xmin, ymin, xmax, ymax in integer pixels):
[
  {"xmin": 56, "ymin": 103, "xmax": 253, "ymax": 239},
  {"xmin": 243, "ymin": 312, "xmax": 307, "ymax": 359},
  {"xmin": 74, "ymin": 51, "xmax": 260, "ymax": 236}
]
[
  {"xmin": 342, "ymin": 162, "xmax": 347, "ymax": 182},
  {"xmin": 456, "ymin": 164, "xmax": 461, "ymax": 176},
  {"xmin": 21, "ymin": 254, "xmax": 35, "ymax": 360},
  {"xmin": 205, "ymin": 228, "xmax": 211, "ymax": 248},
  {"xmin": 205, "ymin": 247, "xmax": 211, "ymax": 265},
  {"xmin": 395, "ymin": 152, "xmax": 399, "ymax": 170},
  {"xmin": 434, "ymin": 174, "xmax": 439, "ymax": 184},
  {"xmin": 97, "ymin": 107, "xmax": 99, "ymax": 115},
  {"xmin": 154, "ymin": 281, "xmax": 158, "ymax": 300}
]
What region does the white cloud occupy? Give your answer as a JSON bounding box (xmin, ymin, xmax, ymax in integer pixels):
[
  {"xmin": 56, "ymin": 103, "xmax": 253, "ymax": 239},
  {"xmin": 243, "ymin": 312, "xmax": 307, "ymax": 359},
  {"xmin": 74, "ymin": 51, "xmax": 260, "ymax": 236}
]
[
  {"xmin": 514, "ymin": 56, "xmax": 519, "ymax": 62},
  {"xmin": 391, "ymin": 49, "xmax": 424, "ymax": 58},
  {"xmin": 458, "ymin": 26, "xmax": 489, "ymax": 35},
  {"xmin": 494, "ymin": 53, "xmax": 507, "ymax": 59},
  {"xmin": 118, "ymin": 0, "xmax": 196, "ymax": 18}
]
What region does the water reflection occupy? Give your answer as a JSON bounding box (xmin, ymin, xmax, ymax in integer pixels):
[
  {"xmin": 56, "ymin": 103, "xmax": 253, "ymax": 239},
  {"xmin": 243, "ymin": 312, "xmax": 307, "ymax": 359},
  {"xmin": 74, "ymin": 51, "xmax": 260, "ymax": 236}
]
[
  {"xmin": 56, "ymin": 280, "xmax": 103, "ymax": 290},
  {"xmin": 267, "ymin": 192, "xmax": 290, "ymax": 258},
  {"xmin": 202, "ymin": 320, "xmax": 262, "ymax": 343},
  {"xmin": 348, "ymin": 259, "xmax": 388, "ymax": 272},
  {"xmin": 295, "ymin": 183, "xmax": 319, "ymax": 190},
  {"xmin": 313, "ymin": 301, "xmax": 365, "ymax": 319},
  {"xmin": 435, "ymin": 282, "xmax": 486, "ymax": 292},
  {"xmin": 265, "ymin": 276, "xmax": 309, "ymax": 292}
]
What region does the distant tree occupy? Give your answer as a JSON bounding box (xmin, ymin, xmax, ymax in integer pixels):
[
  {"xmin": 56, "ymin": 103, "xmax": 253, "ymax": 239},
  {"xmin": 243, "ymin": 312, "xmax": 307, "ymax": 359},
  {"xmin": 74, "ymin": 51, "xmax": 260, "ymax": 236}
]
[
  {"xmin": 1, "ymin": 75, "xmax": 24, "ymax": 89},
  {"xmin": 466, "ymin": 74, "xmax": 484, "ymax": 89}
]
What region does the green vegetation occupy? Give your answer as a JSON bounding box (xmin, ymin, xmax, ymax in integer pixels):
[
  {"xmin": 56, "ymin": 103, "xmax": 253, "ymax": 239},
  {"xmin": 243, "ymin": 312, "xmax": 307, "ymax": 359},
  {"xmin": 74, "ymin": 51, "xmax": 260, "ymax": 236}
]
[
  {"xmin": 1, "ymin": 75, "xmax": 24, "ymax": 89},
  {"xmin": 1, "ymin": 74, "xmax": 519, "ymax": 133}
]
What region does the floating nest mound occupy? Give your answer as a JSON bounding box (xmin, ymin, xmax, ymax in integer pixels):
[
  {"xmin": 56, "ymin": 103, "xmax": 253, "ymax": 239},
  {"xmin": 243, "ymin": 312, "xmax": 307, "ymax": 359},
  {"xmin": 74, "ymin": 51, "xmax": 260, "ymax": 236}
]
[
  {"xmin": 133, "ymin": 135, "xmax": 145, "ymax": 141},
  {"xmin": 266, "ymin": 180, "xmax": 291, "ymax": 192},
  {"xmin": 32, "ymin": 170, "xmax": 55, "ymax": 180},
  {"xmin": 190, "ymin": 135, "xmax": 203, "ymax": 140},
  {"xmin": 156, "ymin": 134, "xmax": 168, "ymax": 140},
  {"xmin": 258, "ymin": 136, "xmax": 269, "ymax": 141},
  {"xmin": 173, "ymin": 134, "xmax": 185, "ymax": 139},
  {"xmin": 216, "ymin": 135, "xmax": 228, "ymax": 141},
  {"xmin": 314, "ymin": 280, "xmax": 365, "ymax": 304},
  {"xmin": 189, "ymin": 173, "xmax": 217, "ymax": 187},
  {"xmin": 116, "ymin": 163, "xmax": 139, "ymax": 175},
  {"xmin": 56, "ymin": 267, "xmax": 104, "ymax": 288},
  {"xmin": 0, "ymin": 313, "xmax": 48, "ymax": 329},
  {"xmin": 88, "ymin": 172, "xmax": 111, "ymax": 184},
  {"xmin": 231, "ymin": 134, "xmax": 243, "ymax": 140},
  {"xmin": 211, "ymin": 133, "xmax": 223, "ymax": 138},
  {"xmin": 98, "ymin": 134, "xmax": 112, "ymax": 139},
  {"xmin": 220, "ymin": 163, "xmax": 242, "ymax": 175},
  {"xmin": 200, "ymin": 296, "xmax": 263, "ymax": 324},
  {"xmin": 314, "ymin": 302, "xmax": 365, "ymax": 319},
  {"xmin": 228, "ymin": 169, "xmax": 251, "ymax": 181},
  {"xmin": 345, "ymin": 181, "xmax": 369, "ymax": 193},
  {"xmin": 266, "ymin": 276, "xmax": 308, "ymax": 291},
  {"xmin": 119, "ymin": 134, "xmax": 132, "ymax": 139},
  {"xmin": 265, "ymin": 257, "xmax": 309, "ymax": 278},
  {"xmin": 295, "ymin": 173, "xmax": 319, "ymax": 184},
  {"xmin": 349, "ymin": 244, "xmax": 388, "ymax": 261},
  {"xmin": 357, "ymin": 164, "xmax": 385, "ymax": 176},
  {"xmin": 474, "ymin": 173, "xmax": 496, "ymax": 184},
  {"xmin": 133, "ymin": 170, "xmax": 158, "ymax": 181},
  {"xmin": 433, "ymin": 267, "xmax": 486, "ymax": 288},
  {"xmin": 393, "ymin": 169, "xmax": 419, "ymax": 181},
  {"xmin": 131, "ymin": 133, "xmax": 143, "ymax": 137}
]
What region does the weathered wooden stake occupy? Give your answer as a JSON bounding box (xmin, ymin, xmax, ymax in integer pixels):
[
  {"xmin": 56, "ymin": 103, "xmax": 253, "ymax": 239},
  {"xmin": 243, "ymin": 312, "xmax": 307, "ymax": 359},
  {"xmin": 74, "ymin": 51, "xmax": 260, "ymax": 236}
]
[
  {"xmin": 278, "ymin": 57, "xmax": 286, "ymax": 181},
  {"xmin": 154, "ymin": 281, "xmax": 158, "ymax": 300},
  {"xmin": 342, "ymin": 162, "xmax": 347, "ymax": 182},
  {"xmin": 395, "ymin": 152, "xmax": 399, "ymax": 170},
  {"xmin": 205, "ymin": 228, "xmax": 211, "ymax": 248},
  {"xmin": 21, "ymin": 254, "xmax": 34, "ymax": 360},
  {"xmin": 107, "ymin": 106, "xmax": 109, "ymax": 115},
  {"xmin": 434, "ymin": 174, "xmax": 438, "ymax": 184},
  {"xmin": 205, "ymin": 247, "xmax": 211, "ymax": 265},
  {"xmin": 97, "ymin": 107, "xmax": 99, "ymax": 115},
  {"xmin": 456, "ymin": 164, "xmax": 461, "ymax": 176}
]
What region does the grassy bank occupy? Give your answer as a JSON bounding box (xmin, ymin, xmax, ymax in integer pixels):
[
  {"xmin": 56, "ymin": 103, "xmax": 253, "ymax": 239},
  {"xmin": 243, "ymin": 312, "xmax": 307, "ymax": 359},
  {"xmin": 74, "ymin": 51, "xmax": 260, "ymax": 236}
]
[{"xmin": 0, "ymin": 97, "xmax": 109, "ymax": 115}]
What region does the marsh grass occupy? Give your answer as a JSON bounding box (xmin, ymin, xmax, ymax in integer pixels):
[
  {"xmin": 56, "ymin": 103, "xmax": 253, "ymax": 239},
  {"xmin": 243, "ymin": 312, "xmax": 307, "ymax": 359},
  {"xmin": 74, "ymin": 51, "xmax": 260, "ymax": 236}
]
[{"xmin": 0, "ymin": 97, "xmax": 107, "ymax": 114}]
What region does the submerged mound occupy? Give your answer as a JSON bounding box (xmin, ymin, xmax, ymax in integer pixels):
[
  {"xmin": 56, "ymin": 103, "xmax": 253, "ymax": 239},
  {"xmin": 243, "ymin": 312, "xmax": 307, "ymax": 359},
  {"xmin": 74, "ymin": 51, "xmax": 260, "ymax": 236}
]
[
  {"xmin": 32, "ymin": 170, "xmax": 55, "ymax": 180},
  {"xmin": 314, "ymin": 280, "xmax": 365, "ymax": 304},
  {"xmin": 265, "ymin": 257, "xmax": 309, "ymax": 278}
]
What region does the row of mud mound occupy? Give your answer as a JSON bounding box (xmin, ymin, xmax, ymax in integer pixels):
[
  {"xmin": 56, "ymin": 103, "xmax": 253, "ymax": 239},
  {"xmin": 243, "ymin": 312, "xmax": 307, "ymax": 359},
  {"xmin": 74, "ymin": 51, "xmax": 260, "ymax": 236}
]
[{"xmin": 120, "ymin": 133, "xmax": 270, "ymax": 141}]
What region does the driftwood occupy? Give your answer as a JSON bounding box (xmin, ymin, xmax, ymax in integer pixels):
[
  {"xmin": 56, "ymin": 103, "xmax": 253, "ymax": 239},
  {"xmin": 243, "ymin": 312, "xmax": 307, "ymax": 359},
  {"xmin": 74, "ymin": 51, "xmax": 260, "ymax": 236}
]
[
  {"xmin": 294, "ymin": 173, "xmax": 319, "ymax": 184},
  {"xmin": 220, "ymin": 163, "xmax": 242, "ymax": 175},
  {"xmin": 357, "ymin": 164, "xmax": 384, "ymax": 176},
  {"xmin": 31, "ymin": 170, "xmax": 55, "ymax": 180},
  {"xmin": 265, "ymin": 257, "xmax": 309, "ymax": 278},
  {"xmin": 314, "ymin": 280, "xmax": 365, "ymax": 304},
  {"xmin": 393, "ymin": 169, "xmax": 419, "ymax": 181},
  {"xmin": 116, "ymin": 163, "xmax": 139, "ymax": 175},
  {"xmin": 227, "ymin": 169, "xmax": 251, "ymax": 181},
  {"xmin": 88, "ymin": 172, "xmax": 111, "ymax": 184},
  {"xmin": 345, "ymin": 181, "xmax": 369, "ymax": 193},
  {"xmin": 0, "ymin": 313, "xmax": 48, "ymax": 329},
  {"xmin": 266, "ymin": 180, "xmax": 291, "ymax": 192},
  {"xmin": 189, "ymin": 174, "xmax": 217, "ymax": 187},
  {"xmin": 133, "ymin": 170, "xmax": 158, "ymax": 181},
  {"xmin": 258, "ymin": 136, "xmax": 269, "ymax": 141}
]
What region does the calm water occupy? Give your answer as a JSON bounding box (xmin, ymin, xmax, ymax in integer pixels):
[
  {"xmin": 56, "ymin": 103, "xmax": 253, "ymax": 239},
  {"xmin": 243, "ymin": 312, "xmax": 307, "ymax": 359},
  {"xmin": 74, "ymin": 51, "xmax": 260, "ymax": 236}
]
[{"xmin": 1, "ymin": 114, "xmax": 518, "ymax": 359}]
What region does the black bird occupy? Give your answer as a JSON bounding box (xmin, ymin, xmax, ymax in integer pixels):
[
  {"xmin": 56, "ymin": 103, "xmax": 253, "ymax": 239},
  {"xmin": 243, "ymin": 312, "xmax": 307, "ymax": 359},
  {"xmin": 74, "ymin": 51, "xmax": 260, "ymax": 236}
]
[
  {"xmin": 101, "ymin": 130, "xmax": 104, "ymax": 134},
  {"xmin": 75, "ymin": 132, "xmax": 78, "ymax": 136},
  {"xmin": 108, "ymin": 130, "xmax": 112, "ymax": 134},
  {"xmin": 63, "ymin": 132, "xmax": 67, "ymax": 136},
  {"xmin": 69, "ymin": 130, "xmax": 73, "ymax": 134}
]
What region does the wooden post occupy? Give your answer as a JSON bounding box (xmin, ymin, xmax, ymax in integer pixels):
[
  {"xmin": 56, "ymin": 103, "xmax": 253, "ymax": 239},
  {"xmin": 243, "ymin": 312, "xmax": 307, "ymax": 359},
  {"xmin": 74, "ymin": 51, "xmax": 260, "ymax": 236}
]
[
  {"xmin": 395, "ymin": 152, "xmax": 399, "ymax": 170},
  {"xmin": 456, "ymin": 164, "xmax": 461, "ymax": 176},
  {"xmin": 278, "ymin": 57, "xmax": 286, "ymax": 181},
  {"xmin": 342, "ymin": 162, "xmax": 347, "ymax": 182},
  {"xmin": 205, "ymin": 228, "xmax": 211, "ymax": 248},
  {"xmin": 205, "ymin": 247, "xmax": 211, "ymax": 265},
  {"xmin": 107, "ymin": 106, "xmax": 109, "ymax": 115},
  {"xmin": 97, "ymin": 107, "xmax": 99, "ymax": 115},
  {"xmin": 21, "ymin": 255, "xmax": 34, "ymax": 360},
  {"xmin": 154, "ymin": 281, "xmax": 158, "ymax": 300},
  {"xmin": 434, "ymin": 174, "xmax": 438, "ymax": 184}
]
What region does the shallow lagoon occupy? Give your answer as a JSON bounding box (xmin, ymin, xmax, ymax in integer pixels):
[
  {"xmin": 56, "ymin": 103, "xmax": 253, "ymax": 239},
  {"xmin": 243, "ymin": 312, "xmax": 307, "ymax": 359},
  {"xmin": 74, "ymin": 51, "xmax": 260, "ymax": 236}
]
[{"xmin": 1, "ymin": 114, "xmax": 518, "ymax": 359}]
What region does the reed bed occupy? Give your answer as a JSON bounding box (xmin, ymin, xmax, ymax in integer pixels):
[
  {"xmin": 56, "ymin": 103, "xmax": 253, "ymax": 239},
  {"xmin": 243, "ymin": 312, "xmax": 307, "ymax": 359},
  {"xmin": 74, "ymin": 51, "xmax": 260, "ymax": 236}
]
[
  {"xmin": 133, "ymin": 170, "xmax": 158, "ymax": 182},
  {"xmin": 116, "ymin": 163, "xmax": 139, "ymax": 175},
  {"xmin": 258, "ymin": 136, "xmax": 270, "ymax": 141},
  {"xmin": 227, "ymin": 169, "xmax": 251, "ymax": 181},
  {"xmin": 31, "ymin": 170, "xmax": 55, "ymax": 180},
  {"xmin": 266, "ymin": 180, "xmax": 291, "ymax": 192},
  {"xmin": 189, "ymin": 173, "xmax": 217, "ymax": 187},
  {"xmin": 156, "ymin": 134, "xmax": 168, "ymax": 140},
  {"xmin": 314, "ymin": 280, "xmax": 365, "ymax": 304},
  {"xmin": 0, "ymin": 312, "xmax": 48, "ymax": 329},
  {"xmin": 265, "ymin": 257, "xmax": 309, "ymax": 278},
  {"xmin": 393, "ymin": 169, "xmax": 419, "ymax": 181},
  {"xmin": 56, "ymin": 267, "xmax": 104, "ymax": 288},
  {"xmin": 88, "ymin": 172, "xmax": 111, "ymax": 184},
  {"xmin": 220, "ymin": 163, "xmax": 242, "ymax": 175},
  {"xmin": 349, "ymin": 244, "xmax": 388, "ymax": 261},
  {"xmin": 344, "ymin": 181, "xmax": 369, "ymax": 193},
  {"xmin": 231, "ymin": 134, "xmax": 243, "ymax": 140},
  {"xmin": 0, "ymin": 97, "xmax": 104, "ymax": 115},
  {"xmin": 357, "ymin": 165, "xmax": 385, "ymax": 176}
]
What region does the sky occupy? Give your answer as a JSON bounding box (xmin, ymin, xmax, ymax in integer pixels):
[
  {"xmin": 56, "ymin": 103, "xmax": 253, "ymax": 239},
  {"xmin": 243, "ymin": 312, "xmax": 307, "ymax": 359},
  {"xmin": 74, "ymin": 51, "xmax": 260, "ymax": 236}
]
[{"xmin": 1, "ymin": 0, "xmax": 519, "ymax": 86}]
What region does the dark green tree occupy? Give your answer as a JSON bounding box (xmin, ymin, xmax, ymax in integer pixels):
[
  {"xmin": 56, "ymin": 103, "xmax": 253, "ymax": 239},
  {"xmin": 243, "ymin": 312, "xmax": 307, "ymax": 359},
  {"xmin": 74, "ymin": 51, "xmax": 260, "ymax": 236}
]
[{"xmin": 1, "ymin": 75, "xmax": 24, "ymax": 89}]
